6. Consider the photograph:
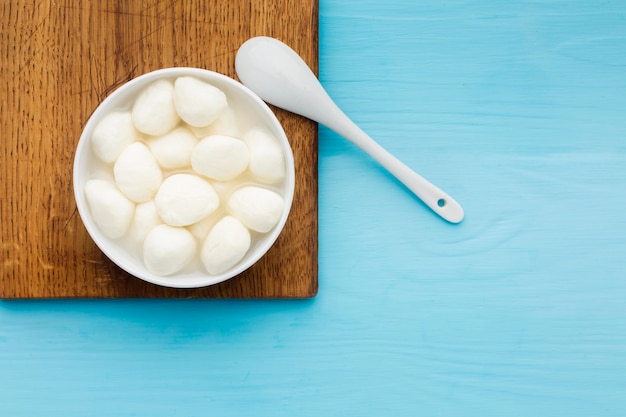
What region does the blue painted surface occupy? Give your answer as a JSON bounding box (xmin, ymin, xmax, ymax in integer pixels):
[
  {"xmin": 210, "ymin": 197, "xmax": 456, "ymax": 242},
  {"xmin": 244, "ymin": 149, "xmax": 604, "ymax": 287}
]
[{"xmin": 2, "ymin": 1, "xmax": 626, "ymax": 415}]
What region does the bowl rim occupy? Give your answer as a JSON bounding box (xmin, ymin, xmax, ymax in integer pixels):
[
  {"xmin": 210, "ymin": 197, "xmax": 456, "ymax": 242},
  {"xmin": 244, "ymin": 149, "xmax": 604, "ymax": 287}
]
[{"xmin": 73, "ymin": 67, "xmax": 295, "ymax": 288}]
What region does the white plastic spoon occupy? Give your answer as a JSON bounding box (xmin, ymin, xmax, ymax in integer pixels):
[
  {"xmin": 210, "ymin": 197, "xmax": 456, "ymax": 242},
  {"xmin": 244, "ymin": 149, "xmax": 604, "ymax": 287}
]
[{"xmin": 235, "ymin": 36, "xmax": 464, "ymax": 223}]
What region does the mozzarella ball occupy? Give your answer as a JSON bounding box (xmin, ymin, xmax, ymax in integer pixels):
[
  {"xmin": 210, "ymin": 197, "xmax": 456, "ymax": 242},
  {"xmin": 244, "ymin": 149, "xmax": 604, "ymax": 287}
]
[
  {"xmin": 143, "ymin": 225, "xmax": 196, "ymax": 276},
  {"xmin": 91, "ymin": 111, "xmax": 137, "ymax": 163},
  {"xmin": 201, "ymin": 216, "xmax": 251, "ymax": 275},
  {"xmin": 187, "ymin": 214, "xmax": 218, "ymax": 241},
  {"xmin": 132, "ymin": 79, "xmax": 180, "ymax": 136},
  {"xmin": 147, "ymin": 126, "xmax": 198, "ymax": 170},
  {"xmin": 173, "ymin": 76, "xmax": 228, "ymax": 127},
  {"xmin": 84, "ymin": 179, "xmax": 135, "ymax": 239},
  {"xmin": 244, "ymin": 128, "xmax": 286, "ymax": 184},
  {"xmin": 188, "ymin": 107, "xmax": 239, "ymax": 138},
  {"xmin": 209, "ymin": 180, "xmax": 230, "ymax": 196},
  {"xmin": 227, "ymin": 186, "xmax": 285, "ymax": 233},
  {"xmin": 127, "ymin": 200, "xmax": 162, "ymax": 244},
  {"xmin": 114, "ymin": 142, "xmax": 163, "ymax": 203},
  {"xmin": 191, "ymin": 135, "xmax": 249, "ymax": 181},
  {"xmin": 154, "ymin": 173, "xmax": 219, "ymax": 226}
]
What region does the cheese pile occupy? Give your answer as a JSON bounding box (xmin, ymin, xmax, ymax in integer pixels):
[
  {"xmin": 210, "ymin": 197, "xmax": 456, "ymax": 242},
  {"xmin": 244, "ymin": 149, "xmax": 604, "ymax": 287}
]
[{"xmin": 84, "ymin": 76, "xmax": 287, "ymax": 276}]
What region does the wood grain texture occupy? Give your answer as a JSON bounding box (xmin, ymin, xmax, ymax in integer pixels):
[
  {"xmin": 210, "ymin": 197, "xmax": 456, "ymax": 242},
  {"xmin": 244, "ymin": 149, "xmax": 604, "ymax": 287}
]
[{"xmin": 0, "ymin": 0, "xmax": 318, "ymax": 298}]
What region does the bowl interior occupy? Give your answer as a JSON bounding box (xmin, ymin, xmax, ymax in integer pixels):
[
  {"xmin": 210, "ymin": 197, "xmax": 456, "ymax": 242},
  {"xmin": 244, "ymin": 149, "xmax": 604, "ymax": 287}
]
[{"xmin": 73, "ymin": 68, "xmax": 295, "ymax": 288}]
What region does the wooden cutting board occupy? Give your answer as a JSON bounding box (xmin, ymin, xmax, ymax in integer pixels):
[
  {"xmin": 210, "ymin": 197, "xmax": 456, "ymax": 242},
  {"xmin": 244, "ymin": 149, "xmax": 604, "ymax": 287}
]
[{"xmin": 0, "ymin": 0, "xmax": 318, "ymax": 298}]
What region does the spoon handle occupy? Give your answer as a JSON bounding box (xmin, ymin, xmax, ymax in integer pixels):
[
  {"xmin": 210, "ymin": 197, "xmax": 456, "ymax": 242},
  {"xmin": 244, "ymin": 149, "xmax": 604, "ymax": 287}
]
[
  {"xmin": 320, "ymin": 98, "xmax": 464, "ymax": 223},
  {"xmin": 236, "ymin": 36, "xmax": 464, "ymax": 223}
]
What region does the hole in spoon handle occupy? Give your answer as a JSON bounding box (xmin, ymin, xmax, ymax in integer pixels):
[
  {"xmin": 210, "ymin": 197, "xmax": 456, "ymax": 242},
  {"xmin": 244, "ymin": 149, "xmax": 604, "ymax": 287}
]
[
  {"xmin": 390, "ymin": 159, "xmax": 464, "ymax": 223},
  {"xmin": 385, "ymin": 157, "xmax": 465, "ymax": 223},
  {"xmin": 412, "ymin": 177, "xmax": 464, "ymax": 224}
]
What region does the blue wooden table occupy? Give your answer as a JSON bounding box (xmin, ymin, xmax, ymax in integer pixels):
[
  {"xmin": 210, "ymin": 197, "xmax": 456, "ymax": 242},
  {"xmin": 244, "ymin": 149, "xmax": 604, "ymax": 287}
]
[{"xmin": 2, "ymin": 1, "xmax": 625, "ymax": 415}]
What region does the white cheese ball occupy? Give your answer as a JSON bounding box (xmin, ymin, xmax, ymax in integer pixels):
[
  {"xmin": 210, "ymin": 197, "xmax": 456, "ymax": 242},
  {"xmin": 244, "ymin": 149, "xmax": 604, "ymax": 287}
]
[
  {"xmin": 244, "ymin": 128, "xmax": 286, "ymax": 184},
  {"xmin": 201, "ymin": 216, "xmax": 251, "ymax": 275},
  {"xmin": 91, "ymin": 111, "xmax": 137, "ymax": 163},
  {"xmin": 114, "ymin": 142, "xmax": 163, "ymax": 203},
  {"xmin": 147, "ymin": 126, "xmax": 198, "ymax": 170},
  {"xmin": 154, "ymin": 173, "xmax": 219, "ymax": 226},
  {"xmin": 191, "ymin": 135, "xmax": 249, "ymax": 181},
  {"xmin": 143, "ymin": 224, "xmax": 197, "ymax": 276},
  {"xmin": 127, "ymin": 200, "xmax": 162, "ymax": 244},
  {"xmin": 84, "ymin": 179, "xmax": 135, "ymax": 239},
  {"xmin": 188, "ymin": 107, "xmax": 239, "ymax": 138},
  {"xmin": 173, "ymin": 76, "xmax": 228, "ymax": 127},
  {"xmin": 132, "ymin": 79, "xmax": 180, "ymax": 136},
  {"xmin": 227, "ymin": 186, "xmax": 285, "ymax": 233},
  {"xmin": 187, "ymin": 214, "xmax": 218, "ymax": 242}
]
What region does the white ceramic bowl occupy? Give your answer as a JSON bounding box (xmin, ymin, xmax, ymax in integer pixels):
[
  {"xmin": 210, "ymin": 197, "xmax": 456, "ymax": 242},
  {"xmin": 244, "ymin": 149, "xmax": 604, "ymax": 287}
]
[{"xmin": 73, "ymin": 68, "xmax": 295, "ymax": 288}]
